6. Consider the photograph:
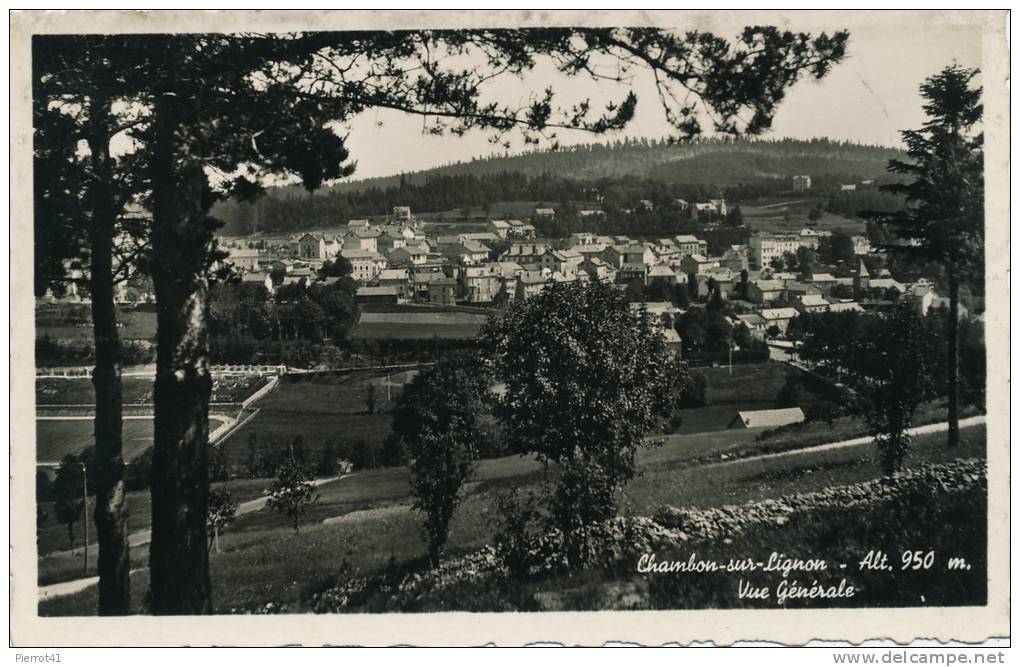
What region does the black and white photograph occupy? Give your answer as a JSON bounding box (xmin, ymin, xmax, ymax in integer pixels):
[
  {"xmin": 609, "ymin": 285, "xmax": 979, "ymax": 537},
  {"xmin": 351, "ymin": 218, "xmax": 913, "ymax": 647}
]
[{"xmin": 9, "ymin": 8, "xmax": 1010, "ymax": 648}]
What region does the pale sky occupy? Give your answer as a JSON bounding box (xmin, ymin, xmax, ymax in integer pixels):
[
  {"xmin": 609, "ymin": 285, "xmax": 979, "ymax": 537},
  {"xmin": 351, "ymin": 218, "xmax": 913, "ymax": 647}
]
[{"xmin": 337, "ymin": 19, "xmax": 984, "ymax": 180}]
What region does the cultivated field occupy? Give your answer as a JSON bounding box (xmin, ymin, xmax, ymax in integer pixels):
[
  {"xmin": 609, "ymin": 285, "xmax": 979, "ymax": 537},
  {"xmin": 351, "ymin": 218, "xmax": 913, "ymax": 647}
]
[{"xmin": 36, "ymin": 417, "xmax": 227, "ymax": 465}]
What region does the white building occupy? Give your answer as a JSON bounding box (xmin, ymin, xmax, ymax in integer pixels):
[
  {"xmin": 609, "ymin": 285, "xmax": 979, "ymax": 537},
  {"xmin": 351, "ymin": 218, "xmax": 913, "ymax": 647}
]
[{"xmin": 748, "ymin": 233, "xmax": 803, "ymax": 269}]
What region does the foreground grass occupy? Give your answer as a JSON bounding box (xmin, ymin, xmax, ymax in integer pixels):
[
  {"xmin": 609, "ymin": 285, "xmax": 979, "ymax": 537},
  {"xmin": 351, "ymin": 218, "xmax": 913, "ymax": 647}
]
[
  {"xmin": 37, "ymin": 477, "xmax": 272, "ymax": 566},
  {"xmin": 39, "ymin": 423, "xmax": 985, "ymax": 615}
]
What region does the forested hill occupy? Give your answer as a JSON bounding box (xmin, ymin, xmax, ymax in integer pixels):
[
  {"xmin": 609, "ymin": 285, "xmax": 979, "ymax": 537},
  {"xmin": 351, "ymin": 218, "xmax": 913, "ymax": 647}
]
[{"xmin": 212, "ymin": 137, "xmax": 905, "ymax": 235}]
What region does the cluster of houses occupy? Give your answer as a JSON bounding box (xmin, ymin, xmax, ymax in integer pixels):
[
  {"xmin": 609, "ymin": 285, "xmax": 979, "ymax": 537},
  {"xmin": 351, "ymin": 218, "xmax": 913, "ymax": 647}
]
[
  {"xmin": 218, "ymin": 204, "xmax": 959, "ymax": 349},
  {"xmin": 733, "ymin": 261, "xmax": 961, "ymax": 338},
  {"xmin": 224, "ymin": 206, "xmax": 732, "ymax": 308}
]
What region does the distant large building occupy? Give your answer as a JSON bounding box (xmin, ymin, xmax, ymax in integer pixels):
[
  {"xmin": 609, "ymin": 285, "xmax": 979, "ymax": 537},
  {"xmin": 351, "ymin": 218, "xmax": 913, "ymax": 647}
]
[
  {"xmin": 852, "ymin": 235, "xmax": 873, "ymax": 255},
  {"xmin": 748, "ymin": 232, "xmax": 802, "ymax": 269},
  {"xmin": 673, "ymin": 234, "xmax": 708, "ymax": 258},
  {"xmin": 792, "ymin": 175, "xmax": 812, "ymax": 192}
]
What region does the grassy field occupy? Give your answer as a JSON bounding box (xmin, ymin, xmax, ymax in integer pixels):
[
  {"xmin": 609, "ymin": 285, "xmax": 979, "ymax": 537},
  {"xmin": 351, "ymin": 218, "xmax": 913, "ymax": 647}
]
[
  {"xmin": 35, "ymin": 419, "xmax": 182, "ymax": 464},
  {"xmin": 36, "ymin": 376, "xmax": 271, "ymax": 406},
  {"xmin": 224, "ymin": 361, "xmax": 819, "ymax": 471},
  {"xmin": 352, "ymin": 310, "xmax": 489, "ymax": 340},
  {"xmin": 668, "ymin": 362, "xmax": 824, "ymax": 434},
  {"xmin": 220, "ymin": 369, "xmax": 420, "ymax": 469},
  {"xmin": 37, "ymin": 417, "xmax": 227, "ymax": 469},
  {"xmin": 36, "ymin": 306, "xmax": 157, "ymax": 343},
  {"xmin": 38, "ymin": 419, "xmax": 985, "ymax": 614},
  {"xmin": 740, "ymin": 196, "xmax": 866, "ymax": 235},
  {"xmin": 37, "ymin": 477, "xmax": 274, "ymax": 585},
  {"xmin": 749, "ymin": 399, "xmax": 978, "ymax": 458}
]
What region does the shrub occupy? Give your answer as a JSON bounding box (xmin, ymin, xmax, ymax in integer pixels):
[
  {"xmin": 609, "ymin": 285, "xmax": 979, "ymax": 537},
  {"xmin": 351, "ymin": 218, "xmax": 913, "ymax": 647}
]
[
  {"xmin": 492, "ymin": 489, "xmax": 547, "ymax": 580},
  {"xmin": 548, "ymin": 460, "xmax": 620, "ymax": 566},
  {"xmin": 380, "ymin": 433, "xmax": 405, "ymax": 467},
  {"xmin": 206, "ymin": 487, "xmax": 239, "ymax": 553}
]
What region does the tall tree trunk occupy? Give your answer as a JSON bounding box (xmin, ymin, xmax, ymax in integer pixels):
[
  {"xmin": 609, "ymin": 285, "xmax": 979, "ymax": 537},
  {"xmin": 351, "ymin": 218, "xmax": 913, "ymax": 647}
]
[
  {"xmin": 86, "ymin": 97, "xmax": 131, "ymax": 616},
  {"xmin": 947, "ymin": 270, "xmax": 960, "ymax": 447},
  {"xmin": 147, "ymin": 92, "xmax": 214, "ymax": 614}
]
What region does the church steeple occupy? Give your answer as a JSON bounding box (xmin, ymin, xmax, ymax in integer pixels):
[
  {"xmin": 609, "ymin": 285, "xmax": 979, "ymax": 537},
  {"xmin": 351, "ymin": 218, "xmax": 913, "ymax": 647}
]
[{"xmin": 853, "ymin": 257, "xmax": 870, "ymax": 298}]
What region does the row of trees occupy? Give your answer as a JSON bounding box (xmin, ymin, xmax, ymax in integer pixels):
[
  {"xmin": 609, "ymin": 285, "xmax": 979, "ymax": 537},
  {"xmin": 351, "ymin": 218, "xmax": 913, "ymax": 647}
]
[{"xmin": 208, "ymin": 278, "xmax": 359, "ymax": 363}]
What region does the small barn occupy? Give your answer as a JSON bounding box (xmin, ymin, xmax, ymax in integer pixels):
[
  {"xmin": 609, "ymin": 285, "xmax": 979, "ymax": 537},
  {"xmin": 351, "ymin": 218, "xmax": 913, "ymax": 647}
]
[{"xmin": 727, "ymin": 407, "xmax": 806, "ymax": 430}]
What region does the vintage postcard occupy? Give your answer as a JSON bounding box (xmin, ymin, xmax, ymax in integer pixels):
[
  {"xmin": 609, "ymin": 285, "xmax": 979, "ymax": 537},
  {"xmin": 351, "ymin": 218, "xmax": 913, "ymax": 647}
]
[{"xmin": 9, "ymin": 9, "xmax": 1010, "ymax": 647}]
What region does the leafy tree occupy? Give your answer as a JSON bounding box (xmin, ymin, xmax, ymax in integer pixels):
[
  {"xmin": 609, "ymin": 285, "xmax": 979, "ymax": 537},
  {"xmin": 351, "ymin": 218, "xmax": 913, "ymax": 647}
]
[
  {"xmin": 317, "ymin": 441, "xmax": 339, "ymax": 476},
  {"xmin": 209, "ymin": 444, "xmax": 230, "ymax": 483},
  {"xmin": 623, "ymin": 278, "xmax": 645, "ymax": 303},
  {"xmin": 393, "ymin": 352, "xmax": 490, "ymax": 564},
  {"xmin": 776, "ymin": 376, "xmax": 803, "ymax": 408},
  {"xmin": 34, "ymin": 38, "xmax": 148, "ymax": 614},
  {"xmin": 707, "ymin": 283, "xmax": 725, "ymax": 311},
  {"xmin": 319, "ymin": 256, "xmax": 353, "ymax": 278},
  {"xmin": 481, "ymin": 281, "xmax": 691, "ymax": 546},
  {"xmin": 36, "ymin": 470, "xmax": 53, "ymax": 503},
  {"xmin": 37, "ymin": 503, "xmax": 50, "ymax": 535},
  {"xmin": 820, "ymin": 228, "xmax": 856, "ymax": 265},
  {"xmin": 265, "ymin": 459, "xmax": 318, "ymax": 532},
  {"xmin": 365, "ymin": 383, "xmax": 377, "ymax": 415},
  {"xmin": 380, "ymin": 433, "xmax": 406, "ymax": 468},
  {"xmin": 738, "ymin": 268, "xmax": 750, "ymax": 300},
  {"xmin": 795, "ymin": 246, "xmax": 817, "ymax": 276},
  {"xmin": 288, "ymin": 435, "xmax": 311, "ymax": 469},
  {"xmin": 409, "ymin": 428, "xmax": 476, "ymax": 566},
  {"xmin": 875, "ymin": 65, "xmax": 984, "ymax": 448},
  {"xmin": 853, "ymin": 305, "xmax": 940, "ymax": 475},
  {"xmin": 807, "ymin": 207, "xmax": 822, "ymax": 224},
  {"xmin": 643, "ymin": 277, "xmax": 673, "ymax": 303},
  {"xmin": 52, "ymin": 455, "xmax": 85, "ymax": 551},
  {"xmin": 725, "ymin": 204, "xmax": 744, "ymax": 227},
  {"xmin": 206, "ymin": 487, "xmax": 239, "ymax": 554},
  {"xmin": 679, "ymin": 370, "xmax": 708, "ymax": 409},
  {"xmin": 35, "ymin": 25, "xmax": 848, "ymax": 614},
  {"xmin": 244, "ymin": 433, "xmax": 260, "ymax": 478},
  {"xmin": 351, "ymin": 439, "xmax": 381, "ymax": 471},
  {"xmin": 686, "ymin": 272, "xmax": 699, "ymax": 297},
  {"xmin": 124, "ymin": 447, "xmax": 154, "ymax": 491}
]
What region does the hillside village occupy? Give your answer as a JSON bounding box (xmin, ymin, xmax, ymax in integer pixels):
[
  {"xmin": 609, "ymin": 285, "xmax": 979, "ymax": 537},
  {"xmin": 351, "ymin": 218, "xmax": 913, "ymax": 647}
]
[
  {"xmin": 209, "ymin": 185, "xmax": 955, "ymax": 353},
  {"xmin": 38, "ymin": 174, "xmax": 965, "ymax": 366}
]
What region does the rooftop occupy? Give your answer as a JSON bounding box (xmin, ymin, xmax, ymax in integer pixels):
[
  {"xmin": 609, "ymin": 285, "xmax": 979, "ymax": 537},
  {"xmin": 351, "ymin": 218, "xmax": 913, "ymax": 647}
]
[{"xmin": 730, "ymin": 407, "xmax": 805, "ymax": 429}]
